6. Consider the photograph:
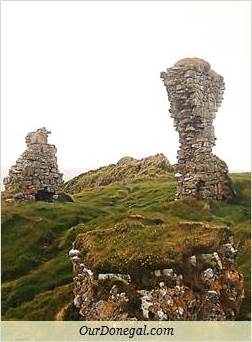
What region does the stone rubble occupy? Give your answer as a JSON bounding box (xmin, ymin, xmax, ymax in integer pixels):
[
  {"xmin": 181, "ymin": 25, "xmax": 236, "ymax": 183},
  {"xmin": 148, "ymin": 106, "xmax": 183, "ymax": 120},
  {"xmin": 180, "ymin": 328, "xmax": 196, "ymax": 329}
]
[
  {"xmin": 3, "ymin": 127, "xmax": 64, "ymax": 201},
  {"xmin": 69, "ymin": 232, "xmax": 244, "ymax": 321},
  {"xmin": 160, "ymin": 58, "xmax": 234, "ymax": 200}
]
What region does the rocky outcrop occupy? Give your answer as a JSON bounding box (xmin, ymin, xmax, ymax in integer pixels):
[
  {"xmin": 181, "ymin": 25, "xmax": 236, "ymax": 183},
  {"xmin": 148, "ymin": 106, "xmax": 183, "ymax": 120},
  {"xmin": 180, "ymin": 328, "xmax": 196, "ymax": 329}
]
[
  {"xmin": 161, "ymin": 58, "xmax": 234, "ymax": 201},
  {"xmin": 3, "ymin": 127, "xmax": 64, "ymax": 201},
  {"xmin": 64, "ymin": 153, "xmax": 173, "ymax": 194},
  {"xmin": 69, "ymin": 222, "xmax": 244, "ymax": 320}
]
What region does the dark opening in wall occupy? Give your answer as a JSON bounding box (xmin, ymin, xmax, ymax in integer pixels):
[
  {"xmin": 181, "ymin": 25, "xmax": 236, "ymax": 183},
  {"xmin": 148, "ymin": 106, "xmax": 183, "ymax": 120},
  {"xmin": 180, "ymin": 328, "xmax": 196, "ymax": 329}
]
[
  {"xmin": 196, "ymin": 179, "xmax": 205, "ymax": 191},
  {"xmin": 35, "ymin": 189, "xmax": 54, "ymax": 201}
]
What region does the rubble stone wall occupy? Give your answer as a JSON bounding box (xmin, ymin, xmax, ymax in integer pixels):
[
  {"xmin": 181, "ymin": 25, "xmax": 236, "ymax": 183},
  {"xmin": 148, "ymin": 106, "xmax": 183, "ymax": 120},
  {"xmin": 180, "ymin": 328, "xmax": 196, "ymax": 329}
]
[
  {"xmin": 69, "ymin": 234, "xmax": 244, "ymax": 321},
  {"xmin": 3, "ymin": 127, "xmax": 64, "ymax": 200},
  {"xmin": 161, "ymin": 58, "xmax": 234, "ymax": 200}
]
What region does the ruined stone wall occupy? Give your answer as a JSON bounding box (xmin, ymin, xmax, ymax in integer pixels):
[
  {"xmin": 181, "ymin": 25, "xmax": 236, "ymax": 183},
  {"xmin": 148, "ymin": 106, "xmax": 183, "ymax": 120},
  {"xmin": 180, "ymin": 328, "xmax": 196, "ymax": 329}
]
[
  {"xmin": 69, "ymin": 231, "xmax": 244, "ymax": 321},
  {"xmin": 3, "ymin": 127, "xmax": 64, "ymax": 200},
  {"xmin": 161, "ymin": 58, "xmax": 234, "ymax": 200}
]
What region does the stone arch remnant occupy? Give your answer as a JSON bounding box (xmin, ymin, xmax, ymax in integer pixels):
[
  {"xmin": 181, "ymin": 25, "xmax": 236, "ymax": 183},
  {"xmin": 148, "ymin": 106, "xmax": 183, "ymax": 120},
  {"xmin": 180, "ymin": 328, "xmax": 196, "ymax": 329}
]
[{"xmin": 161, "ymin": 58, "xmax": 234, "ymax": 200}]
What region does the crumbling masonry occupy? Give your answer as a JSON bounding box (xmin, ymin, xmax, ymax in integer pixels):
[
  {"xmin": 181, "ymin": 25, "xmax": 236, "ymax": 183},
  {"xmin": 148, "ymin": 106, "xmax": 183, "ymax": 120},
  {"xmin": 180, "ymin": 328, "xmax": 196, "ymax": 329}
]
[
  {"xmin": 3, "ymin": 127, "xmax": 64, "ymax": 200},
  {"xmin": 69, "ymin": 225, "xmax": 244, "ymax": 321},
  {"xmin": 161, "ymin": 58, "xmax": 234, "ymax": 200}
]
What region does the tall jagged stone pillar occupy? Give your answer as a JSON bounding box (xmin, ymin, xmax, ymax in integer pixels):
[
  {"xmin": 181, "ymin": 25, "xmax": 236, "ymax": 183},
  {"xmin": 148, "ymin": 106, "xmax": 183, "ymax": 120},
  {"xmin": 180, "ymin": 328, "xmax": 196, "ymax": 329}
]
[
  {"xmin": 161, "ymin": 58, "xmax": 234, "ymax": 201},
  {"xmin": 3, "ymin": 127, "xmax": 64, "ymax": 200}
]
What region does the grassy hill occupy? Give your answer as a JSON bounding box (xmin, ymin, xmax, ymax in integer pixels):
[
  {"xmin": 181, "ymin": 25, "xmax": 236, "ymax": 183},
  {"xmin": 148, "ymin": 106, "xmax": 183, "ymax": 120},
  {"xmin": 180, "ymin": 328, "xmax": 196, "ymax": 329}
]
[
  {"xmin": 64, "ymin": 153, "xmax": 173, "ymax": 193},
  {"xmin": 1, "ymin": 170, "xmax": 250, "ymax": 320}
]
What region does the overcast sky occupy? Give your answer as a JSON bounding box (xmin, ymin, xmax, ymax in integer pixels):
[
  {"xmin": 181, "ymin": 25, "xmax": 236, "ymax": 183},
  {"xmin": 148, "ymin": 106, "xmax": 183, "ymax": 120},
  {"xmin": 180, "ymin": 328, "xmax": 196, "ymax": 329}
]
[{"xmin": 1, "ymin": 1, "xmax": 251, "ymax": 181}]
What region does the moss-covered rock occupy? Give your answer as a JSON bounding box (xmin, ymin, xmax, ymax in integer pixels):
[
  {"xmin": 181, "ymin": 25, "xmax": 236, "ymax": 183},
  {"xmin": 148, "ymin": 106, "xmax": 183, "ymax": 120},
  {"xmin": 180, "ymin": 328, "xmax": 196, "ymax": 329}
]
[{"xmin": 75, "ymin": 221, "xmax": 232, "ymax": 274}]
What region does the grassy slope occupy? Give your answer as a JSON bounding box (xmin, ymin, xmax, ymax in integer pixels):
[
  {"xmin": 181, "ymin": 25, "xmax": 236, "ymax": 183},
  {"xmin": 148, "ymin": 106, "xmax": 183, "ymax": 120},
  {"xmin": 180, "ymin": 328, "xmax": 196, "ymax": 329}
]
[{"xmin": 1, "ymin": 173, "xmax": 250, "ymax": 320}]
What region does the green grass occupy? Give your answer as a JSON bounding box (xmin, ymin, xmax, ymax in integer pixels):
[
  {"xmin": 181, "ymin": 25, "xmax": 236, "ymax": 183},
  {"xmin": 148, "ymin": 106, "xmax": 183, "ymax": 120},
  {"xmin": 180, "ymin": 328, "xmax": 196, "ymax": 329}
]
[
  {"xmin": 64, "ymin": 154, "xmax": 173, "ymax": 194},
  {"xmin": 3, "ymin": 283, "xmax": 73, "ymax": 320},
  {"xmin": 75, "ymin": 221, "xmax": 231, "ymax": 274},
  {"xmin": 1, "ymin": 172, "xmax": 250, "ymax": 320},
  {"xmin": 1, "ymin": 202, "xmax": 106, "ymax": 282}
]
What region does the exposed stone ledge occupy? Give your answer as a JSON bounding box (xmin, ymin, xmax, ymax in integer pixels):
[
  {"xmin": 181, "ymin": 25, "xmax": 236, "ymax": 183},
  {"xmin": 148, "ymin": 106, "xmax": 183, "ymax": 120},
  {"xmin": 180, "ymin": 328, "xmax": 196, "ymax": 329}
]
[{"xmin": 69, "ymin": 224, "xmax": 244, "ymax": 321}]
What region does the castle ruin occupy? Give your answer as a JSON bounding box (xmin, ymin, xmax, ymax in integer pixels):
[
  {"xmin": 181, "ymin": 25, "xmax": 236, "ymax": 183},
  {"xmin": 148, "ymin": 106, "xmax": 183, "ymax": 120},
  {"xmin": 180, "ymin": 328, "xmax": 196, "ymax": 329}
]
[
  {"xmin": 161, "ymin": 58, "xmax": 234, "ymax": 200},
  {"xmin": 3, "ymin": 127, "xmax": 64, "ymax": 200}
]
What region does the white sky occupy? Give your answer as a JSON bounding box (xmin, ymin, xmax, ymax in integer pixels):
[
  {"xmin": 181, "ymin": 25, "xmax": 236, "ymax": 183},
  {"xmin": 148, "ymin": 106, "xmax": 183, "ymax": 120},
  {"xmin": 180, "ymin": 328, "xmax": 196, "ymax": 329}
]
[{"xmin": 1, "ymin": 1, "xmax": 251, "ymax": 181}]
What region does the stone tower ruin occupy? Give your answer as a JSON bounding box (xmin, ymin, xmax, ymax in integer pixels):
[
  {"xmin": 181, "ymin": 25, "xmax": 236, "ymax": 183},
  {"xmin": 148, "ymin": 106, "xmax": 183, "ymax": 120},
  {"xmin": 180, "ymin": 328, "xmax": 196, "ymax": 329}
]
[
  {"xmin": 161, "ymin": 58, "xmax": 234, "ymax": 200},
  {"xmin": 3, "ymin": 127, "xmax": 64, "ymax": 200}
]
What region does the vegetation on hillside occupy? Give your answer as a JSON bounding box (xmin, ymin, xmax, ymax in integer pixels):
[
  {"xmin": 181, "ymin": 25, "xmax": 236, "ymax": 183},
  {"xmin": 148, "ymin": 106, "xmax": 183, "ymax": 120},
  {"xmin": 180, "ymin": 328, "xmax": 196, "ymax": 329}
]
[
  {"xmin": 1, "ymin": 171, "xmax": 250, "ymax": 320},
  {"xmin": 64, "ymin": 154, "xmax": 173, "ymax": 194}
]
